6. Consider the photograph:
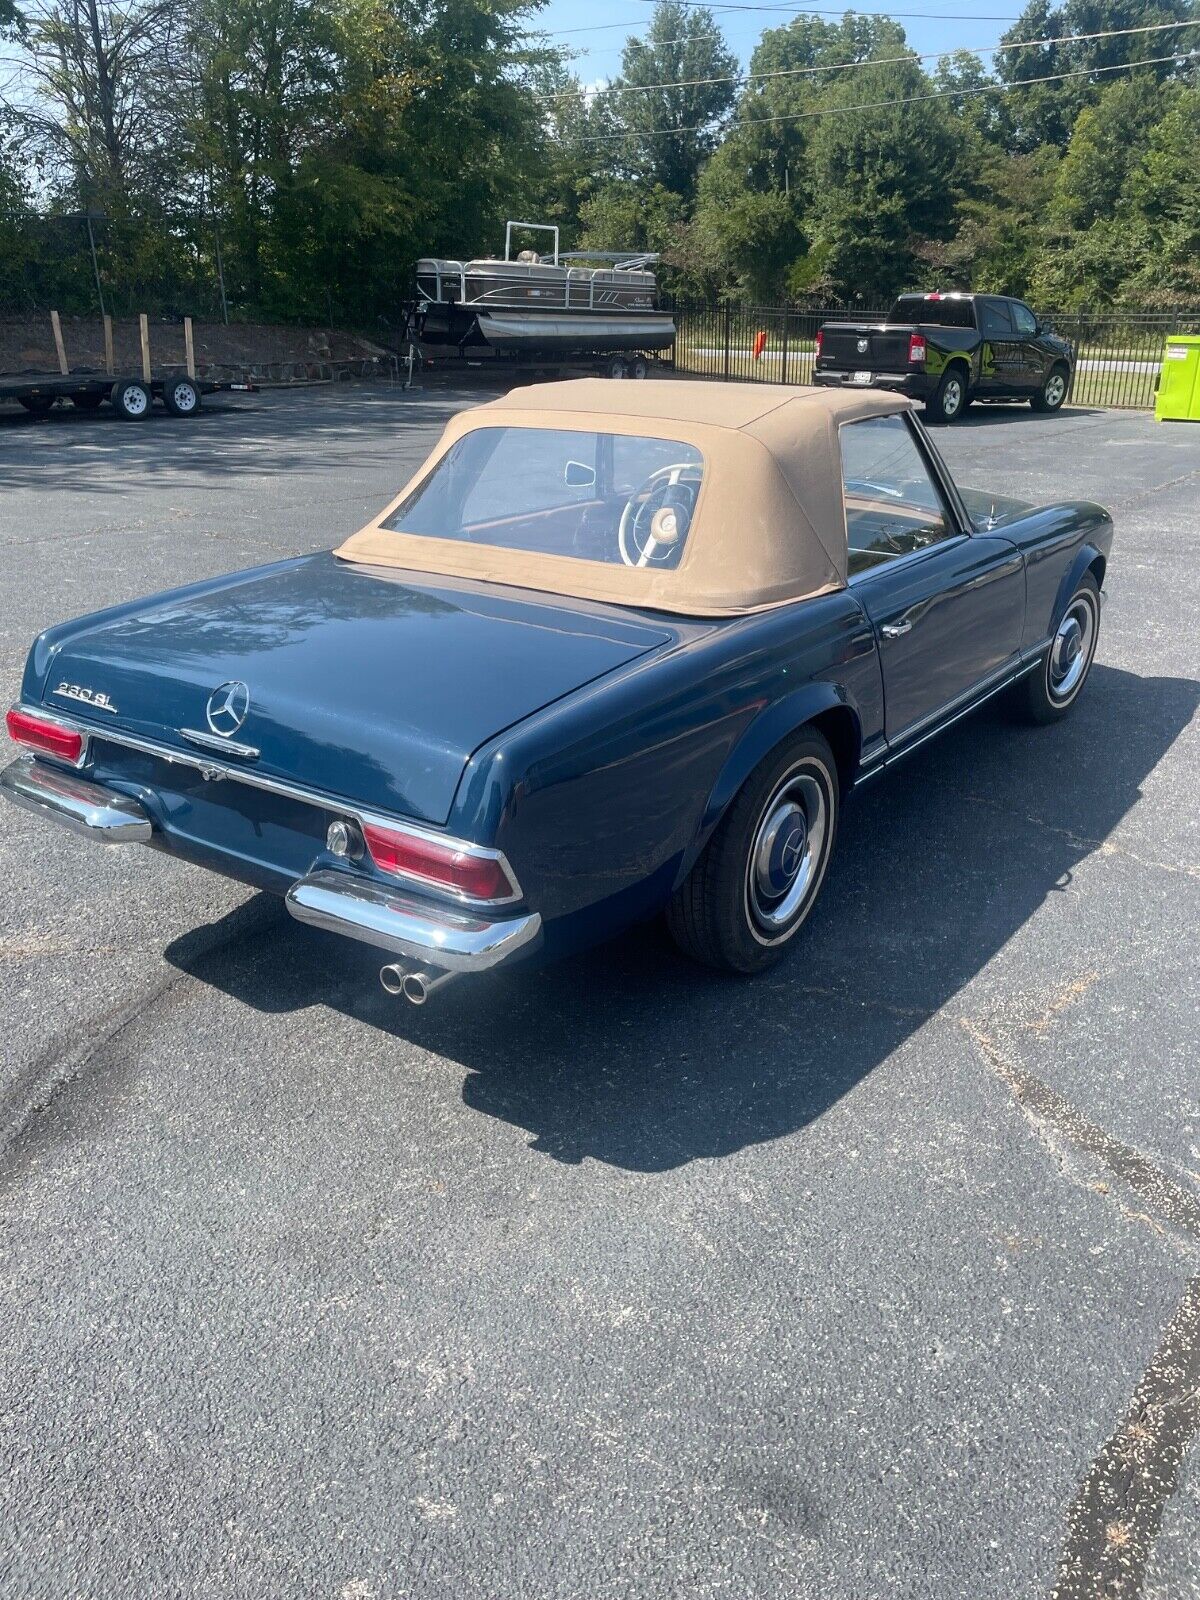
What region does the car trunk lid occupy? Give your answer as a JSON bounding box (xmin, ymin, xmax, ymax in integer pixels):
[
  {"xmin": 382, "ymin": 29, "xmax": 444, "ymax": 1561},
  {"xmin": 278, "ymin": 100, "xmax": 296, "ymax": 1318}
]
[{"xmin": 41, "ymin": 553, "xmax": 672, "ymax": 824}]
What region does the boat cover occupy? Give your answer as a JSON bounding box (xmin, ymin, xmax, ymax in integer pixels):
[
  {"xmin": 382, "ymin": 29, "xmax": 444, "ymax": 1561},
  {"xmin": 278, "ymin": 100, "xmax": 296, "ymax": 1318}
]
[{"xmin": 335, "ymin": 380, "xmax": 916, "ymax": 617}]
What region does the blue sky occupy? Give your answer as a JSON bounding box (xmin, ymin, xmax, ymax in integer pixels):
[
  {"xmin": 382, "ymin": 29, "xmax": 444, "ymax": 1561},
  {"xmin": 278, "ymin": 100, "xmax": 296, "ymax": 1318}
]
[{"xmin": 528, "ymin": 0, "xmax": 1031, "ymax": 83}]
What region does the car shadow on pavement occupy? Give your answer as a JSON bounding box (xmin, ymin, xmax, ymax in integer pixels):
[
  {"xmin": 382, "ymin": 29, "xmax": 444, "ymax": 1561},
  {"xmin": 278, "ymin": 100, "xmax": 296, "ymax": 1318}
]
[{"xmin": 165, "ymin": 665, "xmax": 1198, "ymax": 1172}]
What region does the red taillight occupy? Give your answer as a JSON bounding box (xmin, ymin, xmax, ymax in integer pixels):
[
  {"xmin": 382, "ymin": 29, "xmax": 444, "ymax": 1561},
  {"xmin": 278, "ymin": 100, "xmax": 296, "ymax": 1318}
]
[
  {"xmin": 6, "ymin": 707, "xmax": 84, "ymax": 764},
  {"xmin": 362, "ymin": 822, "xmax": 515, "ymax": 902},
  {"xmin": 908, "ymin": 333, "xmax": 926, "ymax": 365},
  {"xmin": 814, "ymin": 329, "xmax": 823, "ymax": 361}
]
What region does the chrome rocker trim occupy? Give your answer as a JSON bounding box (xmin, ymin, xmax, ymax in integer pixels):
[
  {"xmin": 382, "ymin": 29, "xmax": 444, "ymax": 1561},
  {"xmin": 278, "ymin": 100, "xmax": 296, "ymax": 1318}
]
[
  {"xmin": 285, "ymin": 870, "xmax": 542, "ymax": 972},
  {"xmin": 1, "ymin": 754, "xmax": 152, "ymax": 843}
]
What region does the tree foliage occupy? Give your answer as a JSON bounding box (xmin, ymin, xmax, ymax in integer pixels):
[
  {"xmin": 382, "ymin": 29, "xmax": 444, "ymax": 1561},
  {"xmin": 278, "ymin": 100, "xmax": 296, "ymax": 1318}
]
[{"xmin": 0, "ymin": 0, "xmax": 1197, "ymax": 321}]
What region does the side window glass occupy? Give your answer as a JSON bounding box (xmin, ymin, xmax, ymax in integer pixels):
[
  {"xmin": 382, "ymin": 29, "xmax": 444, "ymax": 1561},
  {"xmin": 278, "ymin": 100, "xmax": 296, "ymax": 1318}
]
[
  {"xmin": 840, "ymin": 416, "xmax": 952, "ymax": 577},
  {"xmin": 1011, "ymin": 302, "xmax": 1038, "ymax": 336},
  {"xmin": 978, "ymin": 300, "xmax": 1013, "ymax": 338}
]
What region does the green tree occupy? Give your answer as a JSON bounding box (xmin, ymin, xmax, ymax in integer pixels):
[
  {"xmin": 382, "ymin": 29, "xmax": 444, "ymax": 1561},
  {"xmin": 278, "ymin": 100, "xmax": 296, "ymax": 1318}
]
[{"xmin": 599, "ymin": 0, "xmax": 737, "ymax": 198}]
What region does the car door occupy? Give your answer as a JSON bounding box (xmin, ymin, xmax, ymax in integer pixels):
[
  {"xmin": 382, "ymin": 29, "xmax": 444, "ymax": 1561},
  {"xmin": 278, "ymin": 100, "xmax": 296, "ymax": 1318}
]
[
  {"xmin": 975, "ymin": 298, "xmax": 1019, "ymax": 395},
  {"xmin": 1009, "ymin": 300, "xmax": 1048, "ymax": 391},
  {"xmin": 840, "ymin": 413, "xmax": 1025, "ymax": 744}
]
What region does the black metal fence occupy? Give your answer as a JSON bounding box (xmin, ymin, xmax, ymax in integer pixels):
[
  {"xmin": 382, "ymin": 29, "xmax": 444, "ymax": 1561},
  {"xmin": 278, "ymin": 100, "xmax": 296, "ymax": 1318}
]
[{"xmin": 667, "ymin": 300, "xmax": 1200, "ymax": 410}]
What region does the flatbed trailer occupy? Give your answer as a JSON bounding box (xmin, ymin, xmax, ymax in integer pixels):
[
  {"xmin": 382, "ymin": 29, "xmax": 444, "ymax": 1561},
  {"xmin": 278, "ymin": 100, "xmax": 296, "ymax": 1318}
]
[{"xmin": 0, "ymin": 369, "xmax": 253, "ymax": 419}]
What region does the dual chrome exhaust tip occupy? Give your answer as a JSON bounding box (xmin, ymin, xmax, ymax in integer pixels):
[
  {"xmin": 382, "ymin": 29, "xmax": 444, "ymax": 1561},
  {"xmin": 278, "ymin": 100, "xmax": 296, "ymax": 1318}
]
[{"xmin": 379, "ymin": 963, "xmax": 459, "ymax": 1005}]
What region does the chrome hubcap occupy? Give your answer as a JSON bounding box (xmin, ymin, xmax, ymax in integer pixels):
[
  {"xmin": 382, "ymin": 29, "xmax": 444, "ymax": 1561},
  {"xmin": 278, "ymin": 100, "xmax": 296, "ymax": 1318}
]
[
  {"xmin": 1049, "ymin": 597, "xmax": 1095, "ymax": 699},
  {"xmin": 746, "ymin": 767, "xmax": 829, "ymax": 941}
]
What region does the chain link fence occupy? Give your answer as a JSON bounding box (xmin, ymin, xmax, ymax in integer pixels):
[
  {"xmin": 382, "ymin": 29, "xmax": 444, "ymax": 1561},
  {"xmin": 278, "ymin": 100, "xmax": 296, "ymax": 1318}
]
[{"xmin": 667, "ymin": 300, "xmax": 1200, "ymax": 410}]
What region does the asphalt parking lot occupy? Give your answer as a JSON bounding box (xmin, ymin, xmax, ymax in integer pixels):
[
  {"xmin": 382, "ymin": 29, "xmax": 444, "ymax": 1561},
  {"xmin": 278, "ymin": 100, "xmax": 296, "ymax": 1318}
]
[{"xmin": 1, "ymin": 385, "xmax": 1197, "ymax": 1600}]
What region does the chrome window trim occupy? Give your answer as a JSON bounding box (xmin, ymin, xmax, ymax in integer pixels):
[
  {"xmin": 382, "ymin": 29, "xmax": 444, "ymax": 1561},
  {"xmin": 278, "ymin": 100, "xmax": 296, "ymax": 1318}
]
[
  {"xmin": 6, "ymin": 701, "xmax": 91, "ymax": 769},
  {"xmin": 9, "ymin": 702, "xmax": 524, "ymax": 909}
]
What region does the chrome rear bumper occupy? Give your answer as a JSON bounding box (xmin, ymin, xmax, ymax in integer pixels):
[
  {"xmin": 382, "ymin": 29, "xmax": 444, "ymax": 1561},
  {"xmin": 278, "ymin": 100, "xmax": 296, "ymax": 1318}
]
[
  {"xmin": 1, "ymin": 753, "xmax": 540, "ymax": 977},
  {"xmin": 285, "ymin": 870, "xmax": 541, "ymax": 972},
  {"xmin": 1, "ymin": 754, "xmax": 152, "ymax": 843}
]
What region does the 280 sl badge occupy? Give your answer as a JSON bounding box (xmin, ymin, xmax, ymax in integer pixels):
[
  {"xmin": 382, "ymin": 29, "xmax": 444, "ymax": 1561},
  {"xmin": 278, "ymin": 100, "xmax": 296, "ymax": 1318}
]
[{"xmin": 53, "ymin": 682, "xmax": 118, "ymax": 714}]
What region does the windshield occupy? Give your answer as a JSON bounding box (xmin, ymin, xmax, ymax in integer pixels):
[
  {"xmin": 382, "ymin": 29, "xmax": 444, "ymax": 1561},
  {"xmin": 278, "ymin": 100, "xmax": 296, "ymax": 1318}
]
[
  {"xmin": 382, "ymin": 427, "xmax": 704, "ymax": 569},
  {"xmin": 887, "ymin": 295, "xmax": 976, "ymax": 329}
]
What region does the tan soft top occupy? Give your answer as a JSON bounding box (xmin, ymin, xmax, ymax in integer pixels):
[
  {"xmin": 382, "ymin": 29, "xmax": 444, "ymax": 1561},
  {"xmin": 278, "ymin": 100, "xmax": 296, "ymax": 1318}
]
[{"xmin": 335, "ymin": 379, "xmax": 915, "ymax": 616}]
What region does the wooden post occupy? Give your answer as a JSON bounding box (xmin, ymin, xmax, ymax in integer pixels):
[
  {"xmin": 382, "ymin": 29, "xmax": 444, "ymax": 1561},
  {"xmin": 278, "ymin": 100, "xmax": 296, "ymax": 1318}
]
[
  {"xmin": 184, "ymin": 316, "xmax": 196, "ymax": 379},
  {"xmin": 51, "ymin": 311, "xmax": 69, "ymax": 375},
  {"xmin": 103, "ymin": 315, "xmax": 114, "ymax": 376},
  {"xmin": 139, "ymin": 313, "xmax": 151, "ymax": 382}
]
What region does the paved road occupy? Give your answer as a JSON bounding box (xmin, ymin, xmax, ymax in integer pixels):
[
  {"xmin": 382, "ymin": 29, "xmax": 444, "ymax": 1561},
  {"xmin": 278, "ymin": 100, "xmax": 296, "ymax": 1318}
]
[{"xmin": 1, "ymin": 388, "xmax": 1197, "ymax": 1599}]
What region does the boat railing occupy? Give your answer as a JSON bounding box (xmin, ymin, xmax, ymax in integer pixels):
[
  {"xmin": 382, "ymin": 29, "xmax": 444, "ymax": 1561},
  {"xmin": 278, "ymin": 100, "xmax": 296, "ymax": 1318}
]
[{"xmin": 419, "ymin": 259, "xmax": 655, "ymax": 311}]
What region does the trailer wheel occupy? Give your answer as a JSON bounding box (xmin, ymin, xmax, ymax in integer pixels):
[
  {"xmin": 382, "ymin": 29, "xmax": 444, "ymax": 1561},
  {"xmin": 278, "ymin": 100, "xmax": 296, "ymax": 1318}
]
[
  {"xmin": 162, "ymin": 376, "xmax": 202, "ymax": 417},
  {"xmin": 18, "ymin": 395, "xmax": 54, "ymax": 415},
  {"xmin": 630, "ymin": 357, "xmax": 649, "ymax": 380},
  {"xmin": 606, "ymin": 357, "xmax": 627, "ymax": 380},
  {"xmin": 72, "ymin": 392, "xmax": 104, "ymax": 411},
  {"xmin": 111, "ymin": 378, "xmax": 152, "ymax": 420}
]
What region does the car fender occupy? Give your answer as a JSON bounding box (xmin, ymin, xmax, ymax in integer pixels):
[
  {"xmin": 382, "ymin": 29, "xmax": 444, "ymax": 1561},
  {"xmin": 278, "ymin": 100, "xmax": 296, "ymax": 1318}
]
[
  {"xmin": 1051, "ymin": 539, "xmax": 1107, "ymax": 632},
  {"xmin": 677, "ymin": 682, "xmax": 861, "ymax": 886}
]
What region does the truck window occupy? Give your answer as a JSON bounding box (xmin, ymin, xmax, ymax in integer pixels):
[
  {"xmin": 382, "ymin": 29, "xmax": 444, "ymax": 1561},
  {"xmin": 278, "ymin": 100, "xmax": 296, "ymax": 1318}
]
[
  {"xmin": 978, "ymin": 300, "xmax": 1014, "ymax": 338},
  {"xmin": 1011, "ymin": 302, "xmax": 1039, "ymax": 336},
  {"xmin": 886, "ymin": 295, "xmax": 976, "ymax": 330}
]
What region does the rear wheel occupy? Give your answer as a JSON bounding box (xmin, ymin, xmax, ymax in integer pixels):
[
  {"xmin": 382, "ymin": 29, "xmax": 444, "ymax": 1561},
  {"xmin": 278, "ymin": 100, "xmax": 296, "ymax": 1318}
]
[
  {"xmin": 162, "ymin": 376, "xmax": 201, "ymax": 417},
  {"xmin": 1016, "ymin": 573, "xmax": 1100, "ymax": 724},
  {"xmin": 111, "ymin": 378, "xmax": 152, "ymax": 420},
  {"xmin": 606, "ymin": 357, "xmax": 627, "ymax": 380},
  {"xmin": 1031, "ymin": 364, "xmax": 1070, "ymax": 413},
  {"xmin": 924, "ymin": 364, "xmax": 969, "ymax": 424},
  {"xmin": 629, "ymin": 357, "xmax": 649, "ymax": 380},
  {"xmin": 666, "ymin": 729, "xmax": 839, "ymax": 973}
]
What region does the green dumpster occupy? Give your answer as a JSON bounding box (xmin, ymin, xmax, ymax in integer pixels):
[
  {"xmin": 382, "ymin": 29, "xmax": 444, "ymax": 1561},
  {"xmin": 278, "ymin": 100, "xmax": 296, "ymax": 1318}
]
[{"xmin": 1155, "ymin": 334, "xmax": 1200, "ymax": 421}]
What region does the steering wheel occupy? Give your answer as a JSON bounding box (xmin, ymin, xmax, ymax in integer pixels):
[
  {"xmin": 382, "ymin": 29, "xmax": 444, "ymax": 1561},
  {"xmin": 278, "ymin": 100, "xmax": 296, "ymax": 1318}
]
[{"xmin": 618, "ymin": 464, "xmax": 701, "ymax": 568}]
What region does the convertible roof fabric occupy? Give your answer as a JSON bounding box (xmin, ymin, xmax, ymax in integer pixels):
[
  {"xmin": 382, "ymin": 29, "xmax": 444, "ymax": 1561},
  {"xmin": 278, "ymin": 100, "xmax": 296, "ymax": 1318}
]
[{"xmin": 335, "ymin": 379, "xmax": 915, "ymax": 616}]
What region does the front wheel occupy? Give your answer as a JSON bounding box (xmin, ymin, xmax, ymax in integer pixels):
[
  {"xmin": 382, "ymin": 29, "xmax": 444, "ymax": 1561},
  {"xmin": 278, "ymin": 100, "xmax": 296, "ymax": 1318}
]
[
  {"xmin": 666, "ymin": 730, "xmax": 840, "ymax": 973},
  {"xmin": 1030, "ymin": 364, "xmax": 1070, "ymax": 412},
  {"xmin": 162, "ymin": 376, "xmax": 201, "ymax": 417},
  {"xmin": 924, "ymin": 365, "xmax": 969, "ymax": 424},
  {"xmin": 1015, "ymin": 574, "xmax": 1100, "ymax": 724}
]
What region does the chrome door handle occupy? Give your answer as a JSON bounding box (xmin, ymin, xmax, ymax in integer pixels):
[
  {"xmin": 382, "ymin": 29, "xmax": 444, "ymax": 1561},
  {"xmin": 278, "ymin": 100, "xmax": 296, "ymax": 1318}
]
[{"xmin": 880, "ymin": 620, "xmax": 912, "ymax": 638}]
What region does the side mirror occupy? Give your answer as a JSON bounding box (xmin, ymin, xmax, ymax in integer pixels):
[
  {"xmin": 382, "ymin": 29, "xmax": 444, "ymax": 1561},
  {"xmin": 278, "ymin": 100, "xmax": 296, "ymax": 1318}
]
[{"xmin": 564, "ymin": 459, "xmax": 596, "ymax": 489}]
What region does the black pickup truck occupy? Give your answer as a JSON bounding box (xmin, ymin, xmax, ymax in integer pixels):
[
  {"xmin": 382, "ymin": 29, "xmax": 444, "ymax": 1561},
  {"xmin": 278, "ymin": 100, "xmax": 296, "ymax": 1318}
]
[{"xmin": 812, "ymin": 292, "xmax": 1075, "ymax": 423}]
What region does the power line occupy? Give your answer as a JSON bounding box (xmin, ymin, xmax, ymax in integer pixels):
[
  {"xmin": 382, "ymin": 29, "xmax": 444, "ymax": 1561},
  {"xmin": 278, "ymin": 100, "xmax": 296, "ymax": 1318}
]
[
  {"xmin": 566, "ymin": 48, "xmax": 1198, "ymax": 142},
  {"xmin": 534, "ymin": 18, "xmax": 1199, "ymax": 104},
  {"xmin": 532, "ymin": 6, "xmax": 1020, "ymax": 43}
]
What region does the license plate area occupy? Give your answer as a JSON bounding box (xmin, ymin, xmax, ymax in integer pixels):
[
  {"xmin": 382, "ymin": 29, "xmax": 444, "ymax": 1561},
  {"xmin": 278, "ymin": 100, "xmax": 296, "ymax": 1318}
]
[{"xmin": 852, "ymin": 370, "xmax": 873, "ymax": 384}]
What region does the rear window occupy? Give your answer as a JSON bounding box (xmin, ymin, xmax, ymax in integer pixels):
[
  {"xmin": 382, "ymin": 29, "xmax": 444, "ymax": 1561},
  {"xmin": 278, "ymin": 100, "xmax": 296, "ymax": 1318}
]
[
  {"xmin": 383, "ymin": 427, "xmax": 703, "ymax": 570},
  {"xmin": 887, "ymin": 295, "xmax": 976, "ymax": 330}
]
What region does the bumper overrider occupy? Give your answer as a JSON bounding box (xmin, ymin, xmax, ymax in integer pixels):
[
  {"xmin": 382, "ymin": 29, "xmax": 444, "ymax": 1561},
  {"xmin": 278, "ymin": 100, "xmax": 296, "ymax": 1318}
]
[{"xmin": 1, "ymin": 748, "xmax": 541, "ymax": 1001}]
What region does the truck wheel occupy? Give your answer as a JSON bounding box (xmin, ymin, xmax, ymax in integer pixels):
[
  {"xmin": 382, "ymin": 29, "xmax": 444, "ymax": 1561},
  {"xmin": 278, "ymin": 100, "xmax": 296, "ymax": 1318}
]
[
  {"xmin": 18, "ymin": 395, "xmax": 54, "ymax": 415},
  {"xmin": 606, "ymin": 357, "xmax": 627, "ymax": 380},
  {"xmin": 1015, "ymin": 574, "xmax": 1100, "ymax": 724},
  {"xmin": 162, "ymin": 376, "xmax": 202, "ymax": 417},
  {"xmin": 925, "ymin": 365, "xmax": 969, "ymax": 424},
  {"xmin": 1031, "ymin": 364, "xmax": 1070, "ymax": 413},
  {"xmin": 111, "ymin": 378, "xmax": 152, "ymax": 420},
  {"xmin": 666, "ymin": 729, "xmax": 839, "ymax": 973},
  {"xmin": 630, "ymin": 357, "xmax": 649, "ymax": 380}
]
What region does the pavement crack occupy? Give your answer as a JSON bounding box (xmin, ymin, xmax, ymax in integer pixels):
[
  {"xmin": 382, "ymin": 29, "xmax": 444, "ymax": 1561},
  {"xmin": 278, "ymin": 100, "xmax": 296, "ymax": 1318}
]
[
  {"xmin": 965, "ymin": 794, "xmax": 1200, "ymax": 882},
  {"xmin": 961, "ymin": 1019, "xmax": 1200, "ymax": 1246},
  {"xmin": 1052, "ymin": 1275, "xmax": 1200, "ymax": 1600}
]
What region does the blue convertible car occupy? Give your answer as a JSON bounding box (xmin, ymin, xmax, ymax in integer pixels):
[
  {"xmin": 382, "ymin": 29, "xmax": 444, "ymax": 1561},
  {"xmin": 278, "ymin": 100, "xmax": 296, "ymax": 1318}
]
[{"xmin": 3, "ymin": 381, "xmax": 1110, "ymax": 1003}]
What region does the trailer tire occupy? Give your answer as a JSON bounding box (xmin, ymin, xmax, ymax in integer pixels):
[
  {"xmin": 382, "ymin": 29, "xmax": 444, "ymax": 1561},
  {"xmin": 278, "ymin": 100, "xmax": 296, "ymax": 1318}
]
[
  {"xmin": 606, "ymin": 357, "xmax": 627, "ymax": 380},
  {"xmin": 630, "ymin": 357, "xmax": 649, "ymax": 380},
  {"xmin": 18, "ymin": 395, "xmax": 54, "ymax": 415},
  {"xmin": 162, "ymin": 376, "xmax": 202, "ymax": 417},
  {"xmin": 111, "ymin": 378, "xmax": 152, "ymax": 420}
]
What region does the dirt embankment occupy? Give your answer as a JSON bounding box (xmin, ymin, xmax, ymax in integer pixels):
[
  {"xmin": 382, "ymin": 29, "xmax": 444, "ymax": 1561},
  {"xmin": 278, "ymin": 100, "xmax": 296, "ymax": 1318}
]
[{"xmin": 0, "ymin": 315, "xmax": 397, "ymax": 381}]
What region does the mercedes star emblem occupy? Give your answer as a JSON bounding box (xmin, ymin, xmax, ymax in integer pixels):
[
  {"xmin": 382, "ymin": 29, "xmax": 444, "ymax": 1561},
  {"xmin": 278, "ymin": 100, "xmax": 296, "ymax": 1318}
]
[{"xmin": 205, "ymin": 680, "xmax": 251, "ymax": 738}]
